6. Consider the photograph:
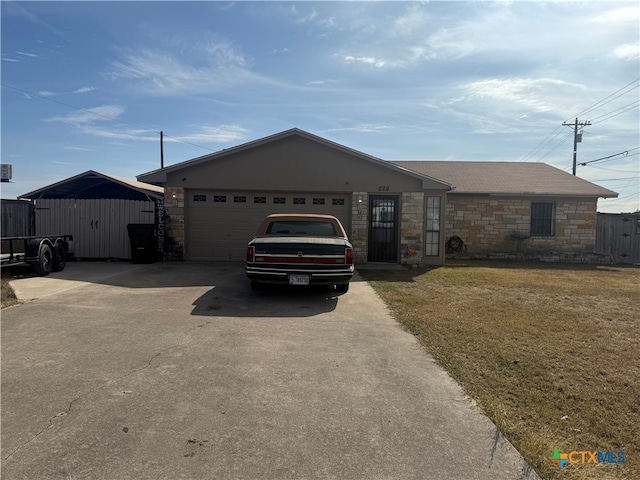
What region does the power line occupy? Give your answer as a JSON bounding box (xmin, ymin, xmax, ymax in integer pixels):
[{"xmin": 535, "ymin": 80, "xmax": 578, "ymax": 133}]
[
  {"xmin": 593, "ymin": 177, "xmax": 640, "ymax": 181},
  {"xmin": 1, "ymin": 82, "xmax": 156, "ymax": 133},
  {"xmin": 519, "ymin": 125, "xmax": 567, "ymax": 162},
  {"xmin": 1, "ymin": 82, "xmax": 218, "ymax": 155},
  {"xmin": 520, "ymin": 78, "xmax": 640, "ymax": 163},
  {"xmin": 566, "ymin": 77, "xmax": 640, "ymax": 121},
  {"xmin": 591, "ymin": 101, "xmax": 640, "ymax": 125},
  {"xmin": 579, "ymin": 149, "xmax": 629, "ymax": 167}
]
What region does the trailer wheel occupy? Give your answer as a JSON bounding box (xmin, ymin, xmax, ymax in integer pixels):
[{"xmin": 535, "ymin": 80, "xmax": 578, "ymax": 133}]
[
  {"xmin": 32, "ymin": 243, "xmax": 53, "ymax": 276},
  {"xmin": 52, "ymin": 243, "xmax": 66, "ymax": 272}
]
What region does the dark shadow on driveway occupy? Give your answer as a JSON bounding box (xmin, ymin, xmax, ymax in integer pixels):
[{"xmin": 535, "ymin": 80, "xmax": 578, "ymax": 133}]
[{"xmin": 190, "ymin": 283, "xmax": 341, "ymax": 318}]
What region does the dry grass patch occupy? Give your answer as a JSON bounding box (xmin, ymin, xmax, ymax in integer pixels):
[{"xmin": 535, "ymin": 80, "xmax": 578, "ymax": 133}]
[
  {"xmin": 361, "ymin": 261, "xmax": 639, "ymax": 480},
  {"xmin": 1, "ymin": 272, "xmax": 19, "ymax": 308}
]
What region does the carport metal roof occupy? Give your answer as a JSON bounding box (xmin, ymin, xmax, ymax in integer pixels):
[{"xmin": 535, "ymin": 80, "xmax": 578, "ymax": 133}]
[{"xmin": 19, "ymin": 170, "xmax": 164, "ymax": 201}]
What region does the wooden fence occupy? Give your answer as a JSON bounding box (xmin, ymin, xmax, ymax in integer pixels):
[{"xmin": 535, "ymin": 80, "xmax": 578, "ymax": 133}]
[{"xmin": 596, "ymin": 213, "xmax": 640, "ymax": 265}]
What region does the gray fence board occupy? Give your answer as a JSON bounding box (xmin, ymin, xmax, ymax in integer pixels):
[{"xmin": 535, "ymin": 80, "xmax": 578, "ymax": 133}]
[
  {"xmin": 1, "ymin": 199, "xmax": 34, "ymax": 237},
  {"xmin": 596, "ymin": 213, "xmax": 640, "ymax": 264}
]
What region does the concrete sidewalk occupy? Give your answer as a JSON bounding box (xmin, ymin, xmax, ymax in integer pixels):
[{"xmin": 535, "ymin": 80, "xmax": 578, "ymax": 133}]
[{"xmin": 2, "ymin": 262, "xmax": 539, "ymax": 479}]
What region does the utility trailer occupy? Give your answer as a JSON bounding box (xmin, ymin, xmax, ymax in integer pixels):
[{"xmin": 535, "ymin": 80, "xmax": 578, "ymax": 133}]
[{"xmin": 1, "ymin": 235, "xmax": 72, "ymax": 275}]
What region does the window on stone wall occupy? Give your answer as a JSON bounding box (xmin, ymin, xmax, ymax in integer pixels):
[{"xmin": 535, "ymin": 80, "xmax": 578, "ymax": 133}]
[
  {"xmin": 531, "ymin": 202, "xmax": 555, "ymax": 236},
  {"xmin": 425, "ymin": 196, "xmax": 441, "ymax": 256}
]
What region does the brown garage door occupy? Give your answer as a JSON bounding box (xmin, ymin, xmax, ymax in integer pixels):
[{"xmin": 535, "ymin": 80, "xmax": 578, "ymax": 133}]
[{"xmin": 186, "ymin": 191, "xmax": 351, "ymax": 261}]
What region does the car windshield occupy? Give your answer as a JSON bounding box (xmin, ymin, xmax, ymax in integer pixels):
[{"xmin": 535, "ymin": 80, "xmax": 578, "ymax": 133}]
[{"xmin": 265, "ymin": 220, "xmax": 337, "ymax": 236}]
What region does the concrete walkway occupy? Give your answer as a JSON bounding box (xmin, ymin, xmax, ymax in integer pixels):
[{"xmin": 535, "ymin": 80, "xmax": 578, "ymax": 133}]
[{"xmin": 2, "ymin": 262, "xmax": 538, "ymax": 479}]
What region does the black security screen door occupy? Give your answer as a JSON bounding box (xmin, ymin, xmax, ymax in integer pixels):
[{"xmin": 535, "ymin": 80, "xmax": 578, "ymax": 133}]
[{"xmin": 368, "ymin": 196, "xmax": 399, "ymax": 262}]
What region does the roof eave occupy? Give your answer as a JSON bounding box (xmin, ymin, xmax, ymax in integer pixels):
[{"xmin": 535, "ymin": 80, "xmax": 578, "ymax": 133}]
[
  {"xmin": 19, "ymin": 170, "xmax": 164, "ymax": 200},
  {"xmin": 448, "ymin": 191, "xmax": 618, "ymax": 198}
]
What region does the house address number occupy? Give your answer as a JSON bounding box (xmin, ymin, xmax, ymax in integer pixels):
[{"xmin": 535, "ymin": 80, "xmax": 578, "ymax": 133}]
[{"xmin": 378, "ymin": 185, "xmax": 390, "ymax": 191}]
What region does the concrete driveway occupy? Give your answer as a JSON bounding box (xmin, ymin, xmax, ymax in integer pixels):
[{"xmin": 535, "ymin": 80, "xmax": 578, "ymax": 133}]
[{"xmin": 2, "ymin": 262, "xmax": 538, "ymax": 480}]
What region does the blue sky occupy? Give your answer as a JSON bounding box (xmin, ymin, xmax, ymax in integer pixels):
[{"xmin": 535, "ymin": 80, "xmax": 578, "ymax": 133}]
[{"xmin": 2, "ymin": 1, "xmax": 638, "ymax": 212}]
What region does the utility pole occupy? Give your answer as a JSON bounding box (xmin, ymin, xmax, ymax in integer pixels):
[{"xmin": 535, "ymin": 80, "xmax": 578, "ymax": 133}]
[
  {"xmin": 160, "ymin": 131, "xmax": 164, "ymax": 169},
  {"xmin": 562, "ymin": 118, "xmax": 591, "ymax": 175}
]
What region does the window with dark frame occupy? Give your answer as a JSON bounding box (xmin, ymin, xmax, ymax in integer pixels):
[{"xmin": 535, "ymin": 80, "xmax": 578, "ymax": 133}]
[
  {"xmin": 293, "ymin": 197, "xmax": 306, "ymax": 205},
  {"xmin": 254, "ymin": 196, "xmax": 267, "ymax": 204},
  {"xmin": 332, "ymin": 198, "xmax": 345, "ymax": 206},
  {"xmin": 313, "ymin": 198, "xmax": 325, "ymax": 205},
  {"xmin": 193, "ymin": 194, "xmax": 207, "ymax": 202},
  {"xmin": 213, "ymin": 195, "xmax": 227, "ymax": 203},
  {"xmin": 530, "ymin": 202, "xmax": 555, "ymax": 236},
  {"xmin": 273, "ymin": 197, "xmax": 286, "ymax": 204},
  {"xmin": 234, "ymin": 196, "xmax": 247, "ymax": 203},
  {"xmin": 425, "ymin": 196, "xmax": 441, "ymax": 256}
]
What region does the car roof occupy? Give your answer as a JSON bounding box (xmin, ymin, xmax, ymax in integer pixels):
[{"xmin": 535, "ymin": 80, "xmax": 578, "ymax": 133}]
[{"xmin": 264, "ymin": 214, "xmax": 340, "ymax": 220}]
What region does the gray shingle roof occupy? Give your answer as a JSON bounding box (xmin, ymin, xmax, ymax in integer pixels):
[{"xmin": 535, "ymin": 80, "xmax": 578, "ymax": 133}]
[{"xmin": 391, "ymin": 161, "xmax": 617, "ymax": 198}]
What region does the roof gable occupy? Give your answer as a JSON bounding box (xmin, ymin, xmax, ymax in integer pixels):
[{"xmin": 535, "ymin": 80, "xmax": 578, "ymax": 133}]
[
  {"xmin": 392, "ymin": 161, "xmax": 618, "ymax": 198},
  {"xmin": 138, "ymin": 128, "xmax": 451, "ymax": 190},
  {"xmin": 20, "ymin": 170, "xmax": 164, "ymax": 200}
]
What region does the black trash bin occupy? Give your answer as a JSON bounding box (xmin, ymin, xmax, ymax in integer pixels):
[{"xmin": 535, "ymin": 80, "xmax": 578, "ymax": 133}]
[{"xmin": 127, "ymin": 224, "xmax": 158, "ymax": 264}]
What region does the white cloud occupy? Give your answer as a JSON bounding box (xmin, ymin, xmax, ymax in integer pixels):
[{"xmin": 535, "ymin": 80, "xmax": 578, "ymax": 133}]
[
  {"xmin": 108, "ymin": 45, "xmax": 266, "ymax": 95},
  {"xmin": 391, "ymin": 4, "xmax": 430, "ymax": 37},
  {"xmin": 46, "ymin": 105, "xmax": 126, "ymax": 125},
  {"xmin": 16, "ymin": 51, "xmax": 38, "ymax": 58},
  {"xmin": 461, "ymin": 78, "xmax": 578, "ymax": 113},
  {"xmin": 343, "ymin": 55, "xmax": 387, "ymax": 68},
  {"xmin": 36, "ymin": 87, "xmax": 96, "ymax": 97},
  {"xmin": 325, "ymin": 124, "xmax": 393, "ymax": 134},
  {"xmin": 73, "ymin": 86, "xmax": 96, "ymax": 94},
  {"xmin": 2, "ymin": 57, "xmax": 19, "ymax": 62},
  {"xmin": 611, "ymin": 43, "xmax": 640, "ymax": 60},
  {"xmin": 270, "ymin": 48, "xmax": 291, "ymax": 54},
  {"xmin": 167, "ymin": 125, "xmax": 249, "ymax": 144},
  {"xmin": 589, "ymin": 6, "xmax": 640, "ymax": 25}
]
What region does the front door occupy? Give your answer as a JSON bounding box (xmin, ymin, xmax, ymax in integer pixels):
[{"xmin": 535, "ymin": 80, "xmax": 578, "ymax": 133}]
[{"xmin": 368, "ymin": 195, "xmax": 399, "ymax": 262}]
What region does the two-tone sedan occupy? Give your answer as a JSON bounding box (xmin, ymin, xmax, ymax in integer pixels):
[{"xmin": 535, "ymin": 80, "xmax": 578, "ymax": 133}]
[{"xmin": 246, "ymin": 214, "xmax": 354, "ymax": 292}]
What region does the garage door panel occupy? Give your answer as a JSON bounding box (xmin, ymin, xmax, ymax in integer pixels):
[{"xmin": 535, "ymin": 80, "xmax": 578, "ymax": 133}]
[{"xmin": 186, "ymin": 191, "xmax": 350, "ymax": 261}]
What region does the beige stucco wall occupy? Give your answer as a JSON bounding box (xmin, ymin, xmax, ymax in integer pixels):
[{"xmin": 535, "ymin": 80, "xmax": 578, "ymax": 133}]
[
  {"xmin": 445, "ymin": 196, "xmax": 598, "ymax": 257},
  {"xmin": 162, "ymin": 136, "xmax": 443, "ymax": 193}
]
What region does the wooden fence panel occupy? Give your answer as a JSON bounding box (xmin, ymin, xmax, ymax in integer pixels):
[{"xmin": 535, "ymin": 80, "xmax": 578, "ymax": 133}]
[{"xmin": 596, "ymin": 213, "xmax": 640, "ymax": 264}]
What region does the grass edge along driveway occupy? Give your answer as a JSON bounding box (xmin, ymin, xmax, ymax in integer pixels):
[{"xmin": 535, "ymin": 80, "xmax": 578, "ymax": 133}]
[{"xmin": 360, "ymin": 261, "xmax": 639, "ymax": 480}]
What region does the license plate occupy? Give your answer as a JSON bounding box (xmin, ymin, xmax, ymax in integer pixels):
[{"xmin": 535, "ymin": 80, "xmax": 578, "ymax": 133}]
[{"xmin": 289, "ymin": 274, "xmax": 310, "ymax": 285}]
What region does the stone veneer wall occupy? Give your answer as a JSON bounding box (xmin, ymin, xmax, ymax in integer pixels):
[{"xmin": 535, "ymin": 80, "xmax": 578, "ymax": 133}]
[
  {"xmin": 350, "ymin": 192, "xmax": 369, "ymax": 264},
  {"xmin": 399, "ymin": 192, "xmax": 425, "ymax": 265},
  {"xmin": 445, "ymin": 196, "xmax": 599, "ymax": 259},
  {"xmin": 163, "ymin": 187, "xmax": 185, "ymax": 260}
]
